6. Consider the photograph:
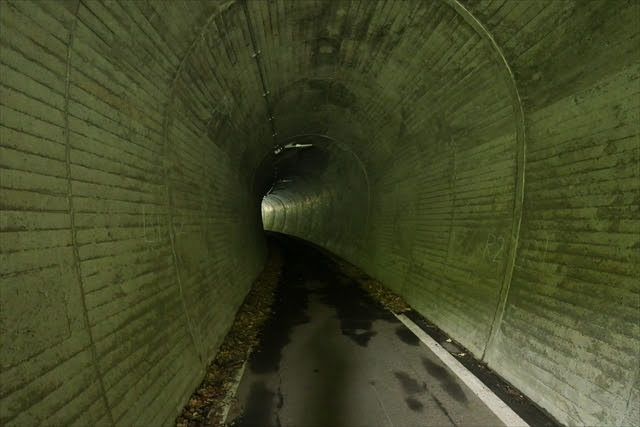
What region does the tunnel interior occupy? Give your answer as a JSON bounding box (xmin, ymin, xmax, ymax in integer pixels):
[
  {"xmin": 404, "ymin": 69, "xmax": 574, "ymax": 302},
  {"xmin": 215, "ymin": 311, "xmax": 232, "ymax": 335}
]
[{"xmin": 1, "ymin": 0, "xmax": 638, "ymax": 426}]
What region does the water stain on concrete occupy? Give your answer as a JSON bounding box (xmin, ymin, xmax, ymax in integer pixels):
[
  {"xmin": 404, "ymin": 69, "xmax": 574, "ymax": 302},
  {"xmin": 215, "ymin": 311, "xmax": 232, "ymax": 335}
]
[
  {"xmin": 394, "ymin": 371, "xmax": 425, "ymax": 394},
  {"xmin": 345, "ymin": 329, "xmax": 378, "ymax": 347},
  {"xmin": 394, "ymin": 371, "xmax": 429, "ymax": 412},
  {"xmin": 248, "ymin": 261, "xmax": 310, "ymax": 374},
  {"xmin": 442, "ymin": 380, "xmax": 469, "ymax": 404},
  {"xmin": 276, "ymin": 386, "xmax": 284, "ymax": 410},
  {"xmin": 422, "ymin": 357, "xmax": 468, "ymax": 404},
  {"xmin": 422, "ymin": 357, "xmax": 450, "ymax": 380},
  {"xmin": 315, "ymin": 263, "xmax": 392, "ymax": 348},
  {"xmin": 395, "ymin": 326, "xmax": 420, "ymax": 346},
  {"xmin": 231, "ymin": 382, "xmax": 277, "ymax": 427},
  {"xmin": 405, "ymin": 397, "xmax": 424, "ymax": 412}
]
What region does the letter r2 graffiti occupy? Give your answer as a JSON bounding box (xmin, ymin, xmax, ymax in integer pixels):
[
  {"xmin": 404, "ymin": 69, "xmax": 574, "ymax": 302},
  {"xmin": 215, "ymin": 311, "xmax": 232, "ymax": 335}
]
[{"xmin": 482, "ymin": 232, "xmax": 550, "ymax": 274}]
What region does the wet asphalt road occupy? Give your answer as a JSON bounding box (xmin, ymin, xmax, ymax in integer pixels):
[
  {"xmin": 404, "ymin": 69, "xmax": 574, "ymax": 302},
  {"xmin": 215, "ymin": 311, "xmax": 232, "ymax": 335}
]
[{"xmin": 226, "ymin": 238, "xmax": 504, "ymax": 427}]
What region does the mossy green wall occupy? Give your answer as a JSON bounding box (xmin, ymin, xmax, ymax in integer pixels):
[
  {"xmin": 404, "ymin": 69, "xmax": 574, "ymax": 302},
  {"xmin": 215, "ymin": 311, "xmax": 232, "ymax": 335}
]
[
  {"xmin": 1, "ymin": 1, "xmax": 267, "ymax": 425},
  {"xmin": 1, "ymin": 0, "xmax": 638, "ymax": 425},
  {"xmin": 262, "ymin": 1, "xmax": 639, "ymax": 425}
]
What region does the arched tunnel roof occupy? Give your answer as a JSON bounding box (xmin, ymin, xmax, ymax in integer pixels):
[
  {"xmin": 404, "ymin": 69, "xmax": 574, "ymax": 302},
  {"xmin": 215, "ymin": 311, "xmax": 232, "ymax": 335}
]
[{"xmin": 0, "ymin": 1, "xmax": 638, "ymax": 426}]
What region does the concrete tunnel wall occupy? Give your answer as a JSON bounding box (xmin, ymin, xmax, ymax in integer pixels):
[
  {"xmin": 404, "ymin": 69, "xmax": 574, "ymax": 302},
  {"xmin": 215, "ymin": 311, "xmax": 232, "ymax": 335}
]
[{"xmin": 0, "ymin": 0, "xmax": 637, "ymax": 426}]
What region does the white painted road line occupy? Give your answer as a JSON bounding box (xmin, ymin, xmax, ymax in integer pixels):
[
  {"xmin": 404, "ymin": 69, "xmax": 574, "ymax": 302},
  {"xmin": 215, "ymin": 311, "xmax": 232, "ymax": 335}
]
[{"xmin": 394, "ymin": 313, "xmax": 529, "ymax": 427}]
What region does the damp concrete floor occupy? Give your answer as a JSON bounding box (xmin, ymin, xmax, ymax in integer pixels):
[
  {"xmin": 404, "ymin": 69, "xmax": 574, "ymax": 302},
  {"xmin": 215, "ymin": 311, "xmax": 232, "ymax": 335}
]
[{"xmin": 226, "ymin": 239, "xmax": 505, "ymax": 427}]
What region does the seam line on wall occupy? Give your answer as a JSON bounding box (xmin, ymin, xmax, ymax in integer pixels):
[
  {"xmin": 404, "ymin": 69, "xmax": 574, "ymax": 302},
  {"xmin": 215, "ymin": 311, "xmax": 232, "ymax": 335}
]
[
  {"xmin": 442, "ymin": 0, "xmax": 526, "ymax": 361},
  {"xmin": 160, "ymin": 6, "xmax": 230, "ymax": 368},
  {"xmin": 64, "ymin": 1, "xmax": 115, "ymax": 424}
]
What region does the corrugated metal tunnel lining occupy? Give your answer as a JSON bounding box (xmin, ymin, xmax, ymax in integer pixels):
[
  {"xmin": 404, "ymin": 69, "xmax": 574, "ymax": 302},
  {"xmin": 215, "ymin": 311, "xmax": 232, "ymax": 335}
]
[{"xmin": 0, "ymin": 0, "xmax": 638, "ymax": 426}]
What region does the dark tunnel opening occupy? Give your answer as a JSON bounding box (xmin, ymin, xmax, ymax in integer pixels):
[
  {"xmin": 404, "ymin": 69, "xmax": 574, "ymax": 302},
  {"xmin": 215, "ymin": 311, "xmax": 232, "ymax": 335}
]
[
  {"xmin": 260, "ymin": 134, "xmax": 370, "ymax": 249},
  {"xmin": 0, "ymin": 0, "xmax": 638, "ymax": 426}
]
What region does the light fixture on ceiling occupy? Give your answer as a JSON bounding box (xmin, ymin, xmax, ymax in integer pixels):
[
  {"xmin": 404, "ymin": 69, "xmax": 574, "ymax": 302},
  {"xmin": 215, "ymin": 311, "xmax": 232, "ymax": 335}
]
[{"xmin": 284, "ymin": 142, "xmax": 314, "ymax": 149}]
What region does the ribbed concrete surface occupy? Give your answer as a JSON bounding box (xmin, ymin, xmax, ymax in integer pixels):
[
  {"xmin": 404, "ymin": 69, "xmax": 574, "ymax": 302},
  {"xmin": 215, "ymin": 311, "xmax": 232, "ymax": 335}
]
[
  {"xmin": 261, "ymin": 2, "xmax": 639, "ymax": 426},
  {"xmin": 1, "ymin": 1, "xmax": 638, "ymax": 426}
]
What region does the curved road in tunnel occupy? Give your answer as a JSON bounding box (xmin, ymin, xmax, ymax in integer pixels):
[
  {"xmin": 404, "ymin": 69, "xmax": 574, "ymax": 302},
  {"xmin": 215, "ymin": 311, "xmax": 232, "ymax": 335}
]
[{"xmin": 0, "ymin": 0, "xmax": 638, "ymax": 426}]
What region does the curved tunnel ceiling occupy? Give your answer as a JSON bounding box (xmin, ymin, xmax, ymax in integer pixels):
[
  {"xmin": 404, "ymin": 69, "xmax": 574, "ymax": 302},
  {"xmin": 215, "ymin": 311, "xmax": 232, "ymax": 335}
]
[{"xmin": 1, "ymin": 1, "xmax": 638, "ymax": 426}]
